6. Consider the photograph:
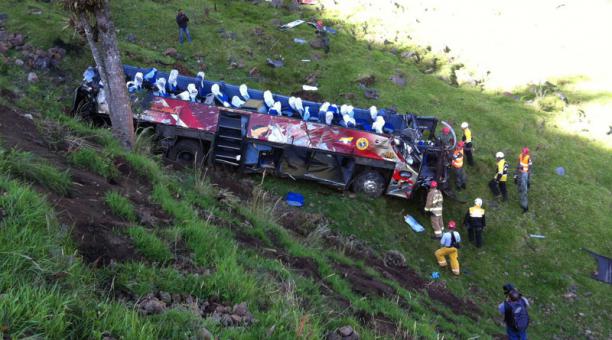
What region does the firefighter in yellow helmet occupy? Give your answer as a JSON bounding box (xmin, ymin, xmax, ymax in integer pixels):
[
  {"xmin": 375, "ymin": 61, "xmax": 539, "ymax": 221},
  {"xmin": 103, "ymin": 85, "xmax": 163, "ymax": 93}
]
[
  {"xmin": 489, "ymin": 152, "xmax": 508, "ymax": 201},
  {"xmin": 516, "ymin": 147, "xmax": 532, "ymax": 213},
  {"xmin": 435, "ymin": 220, "xmax": 462, "ymax": 275},
  {"xmin": 424, "ymin": 180, "xmax": 444, "ymax": 239},
  {"xmin": 460, "ymin": 122, "xmax": 474, "ymax": 166}
]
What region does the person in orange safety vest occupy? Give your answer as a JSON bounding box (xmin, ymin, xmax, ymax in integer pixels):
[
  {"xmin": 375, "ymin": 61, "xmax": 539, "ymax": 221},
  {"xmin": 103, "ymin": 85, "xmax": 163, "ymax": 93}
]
[
  {"xmin": 451, "ymin": 141, "xmax": 467, "ymax": 190},
  {"xmin": 516, "ymin": 147, "xmax": 532, "ymax": 213}
]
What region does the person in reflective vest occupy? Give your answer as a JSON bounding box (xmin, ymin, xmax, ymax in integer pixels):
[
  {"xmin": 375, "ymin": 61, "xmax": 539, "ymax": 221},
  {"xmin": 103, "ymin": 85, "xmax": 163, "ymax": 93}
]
[
  {"xmin": 434, "ymin": 220, "xmax": 462, "ymax": 275},
  {"xmin": 424, "ymin": 180, "xmax": 444, "ymax": 239},
  {"xmin": 461, "ymin": 122, "xmax": 474, "ymax": 166},
  {"xmin": 464, "ymin": 198, "xmax": 486, "ymax": 247},
  {"xmin": 489, "ymin": 152, "xmax": 508, "ymax": 201},
  {"xmin": 452, "ymin": 141, "xmax": 467, "ymax": 190},
  {"xmin": 516, "ymin": 147, "xmax": 532, "ymax": 213}
]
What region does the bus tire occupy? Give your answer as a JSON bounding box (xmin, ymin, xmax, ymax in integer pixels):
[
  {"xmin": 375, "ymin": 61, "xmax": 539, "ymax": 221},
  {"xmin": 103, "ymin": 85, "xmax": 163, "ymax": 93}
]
[
  {"xmin": 167, "ymin": 139, "xmax": 205, "ymax": 167},
  {"xmin": 353, "ymin": 170, "xmax": 385, "ymax": 197}
]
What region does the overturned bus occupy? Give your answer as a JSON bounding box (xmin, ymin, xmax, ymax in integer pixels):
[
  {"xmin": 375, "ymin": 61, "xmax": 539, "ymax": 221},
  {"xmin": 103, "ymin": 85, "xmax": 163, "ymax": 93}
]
[{"xmin": 72, "ymin": 65, "xmax": 456, "ymax": 199}]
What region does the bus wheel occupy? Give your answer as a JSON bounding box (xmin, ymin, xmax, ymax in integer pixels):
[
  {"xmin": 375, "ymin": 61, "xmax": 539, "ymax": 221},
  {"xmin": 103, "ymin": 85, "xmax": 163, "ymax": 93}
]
[
  {"xmin": 353, "ymin": 170, "xmax": 385, "ymax": 197},
  {"xmin": 167, "ymin": 139, "xmax": 205, "ymax": 167}
]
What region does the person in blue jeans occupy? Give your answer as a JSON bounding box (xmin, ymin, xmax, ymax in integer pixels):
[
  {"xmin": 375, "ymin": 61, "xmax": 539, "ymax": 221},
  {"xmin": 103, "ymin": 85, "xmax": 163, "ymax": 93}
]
[
  {"xmin": 176, "ymin": 9, "xmax": 192, "ymax": 44},
  {"xmin": 499, "ymin": 284, "xmax": 530, "ymax": 340}
]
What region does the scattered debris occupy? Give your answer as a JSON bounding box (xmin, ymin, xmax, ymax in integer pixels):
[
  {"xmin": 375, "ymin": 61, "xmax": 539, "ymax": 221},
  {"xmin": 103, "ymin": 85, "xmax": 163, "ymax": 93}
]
[
  {"xmin": 583, "ymin": 248, "xmax": 612, "ymax": 284},
  {"xmin": 266, "ymin": 58, "xmax": 284, "ymax": 68},
  {"xmin": 28, "ymin": 7, "xmax": 43, "ymax": 15},
  {"xmin": 285, "ymin": 192, "xmax": 304, "ymax": 207},
  {"xmin": 301, "ymin": 59, "xmax": 311, "ymax": 62},
  {"xmin": 404, "ymin": 214, "xmax": 424, "ymax": 233},
  {"xmin": 293, "ymin": 38, "xmax": 307, "ymax": 44},
  {"xmin": 302, "ymin": 85, "xmax": 318, "ymax": 91},
  {"xmin": 529, "ymin": 234, "xmax": 545, "ymax": 239},
  {"xmin": 309, "ymin": 38, "xmax": 326, "ymax": 50},
  {"xmin": 431, "ymin": 272, "xmax": 440, "ymax": 279},
  {"xmin": 356, "ymin": 74, "xmax": 376, "ymax": 87},
  {"xmin": 23, "ymin": 113, "xmax": 33, "ymax": 120},
  {"xmin": 555, "ymin": 167, "xmax": 565, "ymax": 176},
  {"xmin": 279, "ymin": 19, "xmax": 305, "ymax": 30},
  {"xmin": 27, "ymin": 72, "xmax": 38, "ymax": 83}
]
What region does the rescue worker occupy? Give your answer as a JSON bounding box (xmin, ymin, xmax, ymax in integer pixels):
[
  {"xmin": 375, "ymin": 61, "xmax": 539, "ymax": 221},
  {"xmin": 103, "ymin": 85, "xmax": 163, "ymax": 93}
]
[
  {"xmin": 489, "ymin": 152, "xmax": 508, "ymax": 201},
  {"xmin": 461, "ymin": 122, "xmax": 474, "ymax": 166},
  {"xmin": 434, "ymin": 220, "xmax": 462, "ymax": 275},
  {"xmin": 452, "ymin": 141, "xmax": 467, "ymax": 190},
  {"xmin": 424, "ymin": 180, "xmax": 444, "ymax": 239},
  {"xmin": 516, "ymin": 147, "xmax": 532, "ymax": 213},
  {"xmin": 464, "ymin": 197, "xmax": 486, "ymax": 247},
  {"xmin": 439, "ymin": 126, "xmax": 453, "ymax": 149}
]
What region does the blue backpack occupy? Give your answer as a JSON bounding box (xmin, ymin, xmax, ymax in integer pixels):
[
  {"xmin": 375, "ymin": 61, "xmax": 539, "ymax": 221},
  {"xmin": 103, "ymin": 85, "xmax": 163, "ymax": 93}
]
[{"xmin": 504, "ymin": 298, "xmax": 530, "ymax": 331}]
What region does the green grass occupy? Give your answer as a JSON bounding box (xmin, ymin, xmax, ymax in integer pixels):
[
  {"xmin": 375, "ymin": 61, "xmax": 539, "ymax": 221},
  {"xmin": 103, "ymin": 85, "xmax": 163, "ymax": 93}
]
[
  {"xmin": 127, "ymin": 226, "xmax": 173, "ymax": 263},
  {"xmin": 0, "ymin": 148, "xmax": 71, "ymax": 195},
  {"xmin": 104, "ymin": 191, "xmax": 137, "ymax": 222},
  {"xmin": 67, "ymin": 147, "xmax": 119, "ymax": 180},
  {"xmin": 0, "ymin": 0, "xmax": 610, "ymax": 338}
]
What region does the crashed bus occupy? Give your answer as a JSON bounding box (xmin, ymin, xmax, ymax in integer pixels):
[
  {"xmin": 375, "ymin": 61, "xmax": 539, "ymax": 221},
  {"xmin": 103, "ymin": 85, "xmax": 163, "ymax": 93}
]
[{"xmin": 72, "ymin": 65, "xmax": 456, "ymax": 199}]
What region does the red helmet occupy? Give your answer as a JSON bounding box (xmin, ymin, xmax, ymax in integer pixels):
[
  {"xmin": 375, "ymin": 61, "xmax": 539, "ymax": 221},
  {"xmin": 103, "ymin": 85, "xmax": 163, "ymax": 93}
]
[
  {"xmin": 430, "ymin": 180, "xmax": 438, "ymax": 188},
  {"xmin": 448, "ymin": 220, "xmax": 457, "ymax": 229},
  {"xmin": 316, "ymin": 20, "xmax": 324, "ymax": 29},
  {"xmin": 457, "ymin": 141, "xmax": 465, "ymax": 148},
  {"xmin": 522, "ymin": 147, "xmax": 529, "ymax": 155},
  {"xmin": 442, "ymin": 127, "xmax": 450, "ymax": 135}
]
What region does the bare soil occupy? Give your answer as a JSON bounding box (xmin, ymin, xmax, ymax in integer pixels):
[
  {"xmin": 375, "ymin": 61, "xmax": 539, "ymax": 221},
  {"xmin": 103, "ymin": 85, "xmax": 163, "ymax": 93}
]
[{"xmin": 0, "ymin": 105, "xmax": 169, "ymax": 266}]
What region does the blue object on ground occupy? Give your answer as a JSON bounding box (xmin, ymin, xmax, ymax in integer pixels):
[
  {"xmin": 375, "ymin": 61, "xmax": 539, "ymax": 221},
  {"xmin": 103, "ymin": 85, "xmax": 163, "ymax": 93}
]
[
  {"xmin": 555, "ymin": 166, "xmax": 565, "ymax": 176},
  {"xmin": 286, "ymin": 192, "xmax": 304, "ymax": 207},
  {"xmin": 431, "ymin": 272, "xmax": 440, "ymax": 279},
  {"xmin": 404, "ymin": 214, "xmax": 425, "ymax": 233},
  {"xmin": 293, "ymin": 38, "xmax": 307, "ymax": 44}
]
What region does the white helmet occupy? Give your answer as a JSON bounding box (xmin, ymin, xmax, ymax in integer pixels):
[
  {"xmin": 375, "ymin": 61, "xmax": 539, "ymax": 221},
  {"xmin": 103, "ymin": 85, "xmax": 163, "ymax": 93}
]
[
  {"xmin": 211, "ymin": 83, "xmax": 221, "ymax": 96},
  {"xmin": 474, "ymin": 198, "xmax": 483, "ymax": 206},
  {"xmin": 461, "ymin": 122, "xmax": 469, "ymax": 129},
  {"xmin": 187, "ymin": 83, "xmax": 198, "ymax": 96},
  {"xmin": 496, "ymin": 151, "xmax": 504, "ymax": 158},
  {"xmin": 263, "ymin": 90, "xmax": 274, "ymax": 108},
  {"xmin": 168, "ymin": 69, "xmax": 179, "ymax": 84},
  {"xmin": 325, "ymin": 111, "xmax": 334, "ymax": 125},
  {"xmin": 239, "ymin": 84, "xmax": 249, "ymax": 100},
  {"xmin": 369, "ymin": 106, "xmax": 378, "ymax": 121},
  {"xmin": 319, "ymin": 102, "xmax": 330, "ymax": 113}
]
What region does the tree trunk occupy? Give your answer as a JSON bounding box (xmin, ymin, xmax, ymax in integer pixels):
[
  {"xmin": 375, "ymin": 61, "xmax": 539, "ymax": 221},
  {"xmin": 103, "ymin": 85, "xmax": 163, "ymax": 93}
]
[
  {"xmin": 94, "ymin": 1, "xmax": 134, "ymax": 150},
  {"xmin": 78, "ymin": 14, "xmax": 109, "ymax": 90}
]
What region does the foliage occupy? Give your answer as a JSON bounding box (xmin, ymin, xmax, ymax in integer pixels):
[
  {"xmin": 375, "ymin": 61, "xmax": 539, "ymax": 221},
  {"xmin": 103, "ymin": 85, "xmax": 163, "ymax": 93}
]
[
  {"xmin": 0, "ymin": 148, "xmax": 71, "ymax": 196},
  {"xmin": 104, "ymin": 191, "xmax": 137, "ymax": 222}
]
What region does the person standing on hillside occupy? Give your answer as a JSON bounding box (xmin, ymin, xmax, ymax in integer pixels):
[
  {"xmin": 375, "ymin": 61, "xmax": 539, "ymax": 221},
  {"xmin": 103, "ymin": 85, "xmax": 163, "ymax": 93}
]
[
  {"xmin": 499, "ymin": 284, "xmax": 530, "ymax": 340},
  {"xmin": 434, "ymin": 220, "xmax": 462, "ymax": 275},
  {"xmin": 460, "ymin": 122, "xmax": 474, "ymax": 166},
  {"xmin": 451, "ymin": 141, "xmax": 467, "ymax": 190},
  {"xmin": 489, "ymin": 152, "xmax": 508, "ymax": 201},
  {"xmin": 516, "ymin": 147, "xmax": 532, "ymax": 213},
  {"xmin": 424, "ymin": 180, "xmax": 444, "ymax": 239},
  {"xmin": 464, "ymin": 197, "xmax": 486, "ymax": 247},
  {"xmin": 176, "ymin": 9, "xmax": 192, "ymax": 44}
]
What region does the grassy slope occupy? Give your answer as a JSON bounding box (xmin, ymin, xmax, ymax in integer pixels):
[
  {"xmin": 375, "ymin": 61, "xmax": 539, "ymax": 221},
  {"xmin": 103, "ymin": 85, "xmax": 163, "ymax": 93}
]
[{"xmin": 0, "ymin": 0, "xmax": 610, "ymax": 339}]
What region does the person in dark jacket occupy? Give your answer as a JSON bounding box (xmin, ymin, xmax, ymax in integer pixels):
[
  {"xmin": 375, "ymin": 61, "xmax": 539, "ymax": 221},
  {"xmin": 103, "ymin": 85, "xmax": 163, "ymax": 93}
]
[
  {"xmin": 499, "ymin": 284, "xmax": 530, "ymax": 340},
  {"xmin": 463, "ymin": 197, "xmax": 486, "ymax": 247},
  {"xmin": 176, "ymin": 9, "xmax": 192, "ymax": 44}
]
